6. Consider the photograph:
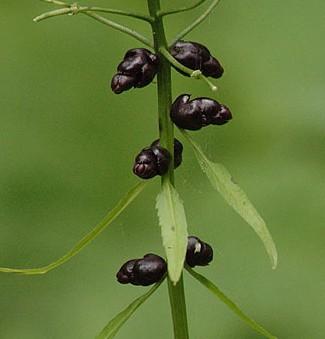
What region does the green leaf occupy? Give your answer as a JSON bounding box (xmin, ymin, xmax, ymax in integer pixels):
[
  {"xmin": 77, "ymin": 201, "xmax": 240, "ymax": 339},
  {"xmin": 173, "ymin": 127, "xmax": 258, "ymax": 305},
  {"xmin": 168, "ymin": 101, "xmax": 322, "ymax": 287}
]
[
  {"xmin": 156, "ymin": 181, "xmax": 188, "ymax": 284},
  {"xmin": 181, "ymin": 130, "xmax": 278, "ymax": 269},
  {"xmin": 0, "ymin": 182, "xmax": 147, "ymax": 275},
  {"xmin": 96, "ymin": 280, "xmax": 163, "ymax": 339},
  {"xmin": 186, "ymin": 267, "xmax": 278, "ymax": 339}
]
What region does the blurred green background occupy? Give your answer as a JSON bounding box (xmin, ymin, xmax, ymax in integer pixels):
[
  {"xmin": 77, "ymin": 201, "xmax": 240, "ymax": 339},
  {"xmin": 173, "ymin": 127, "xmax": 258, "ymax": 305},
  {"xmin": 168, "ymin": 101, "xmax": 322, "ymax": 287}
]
[{"xmin": 0, "ymin": 1, "xmax": 324, "ymax": 338}]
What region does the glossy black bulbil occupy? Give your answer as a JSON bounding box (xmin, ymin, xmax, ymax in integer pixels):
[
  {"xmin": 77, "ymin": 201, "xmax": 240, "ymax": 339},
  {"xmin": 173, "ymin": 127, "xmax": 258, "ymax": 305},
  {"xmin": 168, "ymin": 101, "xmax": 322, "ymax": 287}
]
[
  {"xmin": 133, "ymin": 146, "xmax": 171, "ymax": 179},
  {"xmin": 111, "ymin": 48, "xmax": 159, "ymax": 94},
  {"xmin": 186, "ymin": 236, "xmax": 213, "ymax": 268},
  {"xmin": 170, "ymin": 40, "xmax": 224, "ymax": 79},
  {"xmin": 133, "ymin": 147, "xmax": 158, "ymax": 179},
  {"xmin": 133, "ymin": 138, "xmax": 183, "ymax": 179},
  {"xmin": 116, "ymin": 254, "xmax": 167, "ymax": 286},
  {"xmin": 170, "ymin": 94, "xmax": 232, "ymax": 130},
  {"xmin": 151, "ymin": 138, "xmax": 183, "ymax": 169}
]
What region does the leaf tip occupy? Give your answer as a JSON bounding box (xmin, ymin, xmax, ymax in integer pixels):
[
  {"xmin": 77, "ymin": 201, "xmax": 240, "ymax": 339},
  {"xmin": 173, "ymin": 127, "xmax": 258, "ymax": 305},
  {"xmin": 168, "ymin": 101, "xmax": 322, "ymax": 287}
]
[
  {"xmin": 168, "ymin": 267, "xmax": 182, "ymax": 285},
  {"xmin": 271, "ymin": 255, "xmax": 278, "ymax": 270},
  {"xmin": 268, "ymin": 242, "xmax": 278, "ymax": 270}
]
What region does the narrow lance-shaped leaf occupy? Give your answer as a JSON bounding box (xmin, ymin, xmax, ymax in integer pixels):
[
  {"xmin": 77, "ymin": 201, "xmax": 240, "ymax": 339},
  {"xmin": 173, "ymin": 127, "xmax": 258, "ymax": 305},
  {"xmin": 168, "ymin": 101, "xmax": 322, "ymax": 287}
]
[
  {"xmin": 156, "ymin": 181, "xmax": 188, "ymax": 284},
  {"xmin": 96, "ymin": 280, "xmax": 163, "ymax": 339},
  {"xmin": 181, "ymin": 130, "xmax": 278, "ymax": 269},
  {"xmin": 0, "ymin": 182, "xmax": 147, "ymax": 275},
  {"xmin": 186, "ymin": 267, "xmax": 278, "ymax": 339}
]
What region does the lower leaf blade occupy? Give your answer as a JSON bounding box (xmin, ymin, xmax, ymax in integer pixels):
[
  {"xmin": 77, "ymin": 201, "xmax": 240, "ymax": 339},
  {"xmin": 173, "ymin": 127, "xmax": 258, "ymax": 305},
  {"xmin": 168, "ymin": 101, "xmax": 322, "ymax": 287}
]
[
  {"xmin": 186, "ymin": 267, "xmax": 278, "ymax": 339},
  {"xmin": 156, "ymin": 181, "xmax": 188, "ymax": 284},
  {"xmin": 96, "ymin": 280, "xmax": 163, "ymax": 339},
  {"xmin": 0, "ymin": 182, "xmax": 147, "ymax": 275},
  {"xmin": 182, "ymin": 130, "xmax": 278, "ymax": 269}
]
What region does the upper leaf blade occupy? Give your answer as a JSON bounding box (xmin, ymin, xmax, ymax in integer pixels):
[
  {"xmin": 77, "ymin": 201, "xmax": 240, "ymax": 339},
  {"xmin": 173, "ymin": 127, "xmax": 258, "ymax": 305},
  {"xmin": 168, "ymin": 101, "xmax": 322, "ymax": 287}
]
[
  {"xmin": 156, "ymin": 181, "xmax": 188, "ymax": 283},
  {"xmin": 96, "ymin": 281, "xmax": 163, "ymax": 339},
  {"xmin": 182, "ymin": 130, "xmax": 278, "ymax": 269}
]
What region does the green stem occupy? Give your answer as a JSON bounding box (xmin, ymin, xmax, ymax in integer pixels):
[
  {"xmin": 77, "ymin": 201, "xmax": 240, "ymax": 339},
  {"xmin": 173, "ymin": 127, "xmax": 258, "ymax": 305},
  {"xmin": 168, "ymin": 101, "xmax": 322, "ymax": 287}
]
[
  {"xmin": 147, "ymin": 1, "xmax": 189, "ymax": 338},
  {"xmin": 167, "ymin": 275, "xmax": 190, "ymax": 339}
]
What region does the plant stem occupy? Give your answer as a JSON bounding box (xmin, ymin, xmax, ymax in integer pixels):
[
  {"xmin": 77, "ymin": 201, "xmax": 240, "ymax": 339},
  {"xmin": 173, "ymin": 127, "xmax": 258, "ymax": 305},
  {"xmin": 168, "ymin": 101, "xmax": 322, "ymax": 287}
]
[
  {"xmin": 167, "ymin": 276, "xmax": 190, "ymax": 339},
  {"xmin": 147, "ymin": 1, "xmax": 174, "ymax": 184},
  {"xmin": 147, "ymin": 1, "xmax": 189, "ymax": 338}
]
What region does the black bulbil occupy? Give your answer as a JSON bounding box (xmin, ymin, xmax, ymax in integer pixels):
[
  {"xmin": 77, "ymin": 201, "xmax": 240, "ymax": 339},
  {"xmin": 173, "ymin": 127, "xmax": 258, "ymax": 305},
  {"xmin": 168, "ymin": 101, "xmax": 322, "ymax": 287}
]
[
  {"xmin": 186, "ymin": 236, "xmax": 213, "ymax": 268},
  {"xmin": 111, "ymin": 48, "xmax": 159, "ymax": 94},
  {"xmin": 170, "ymin": 94, "xmax": 232, "ymax": 130},
  {"xmin": 170, "ymin": 40, "xmax": 224, "ymax": 79},
  {"xmin": 116, "ymin": 254, "xmax": 167, "ymax": 286}
]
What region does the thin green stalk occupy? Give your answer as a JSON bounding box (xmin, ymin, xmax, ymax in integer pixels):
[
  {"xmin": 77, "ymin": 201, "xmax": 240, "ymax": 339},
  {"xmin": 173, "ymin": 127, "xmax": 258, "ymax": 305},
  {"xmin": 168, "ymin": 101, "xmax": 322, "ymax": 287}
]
[
  {"xmin": 33, "ymin": 7, "xmax": 76, "ymax": 22},
  {"xmin": 147, "ymin": 1, "xmax": 189, "ymax": 338},
  {"xmin": 158, "ymin": 0, "xmax": 207, "ymax": 17},
  {"xmin": 160, "ymin": 47, "xmax": 218, "ymax": 92},
  {"xmin": 83, "ymin": 12, "xmax": 153, "ymax": 48},
  {"xmin": 40, "ymin": 0, "xmax": 68, "ymax": 6},
  {"xmin": 171, "ymin": 0, "xmax": 221, "ymax": 45},
  {"xmin": 34, "ymin": 3, "xmax": 153, "ymax": 48},
  {"xmin": 81, "ymin": 7, "xmax": 153, "ymax": 23},
  {"xmin": 35, "ymin": 4, "xmax": 153, "ymax": 23}
]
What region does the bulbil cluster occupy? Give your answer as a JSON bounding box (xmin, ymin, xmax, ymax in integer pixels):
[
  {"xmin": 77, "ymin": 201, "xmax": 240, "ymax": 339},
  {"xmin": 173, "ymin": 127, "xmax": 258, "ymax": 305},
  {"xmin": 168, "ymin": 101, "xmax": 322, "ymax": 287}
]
[
  {"xmin": 110, "ymin": 41, "xmax": 225, "ymax": 287},
  {"xmin": 133, "ymin": 138, "xmax": 183, "ymax": 179},
  {"xmin": 186, "ymin": 236, "xmax": 213, "ymax": 268},
  {"xmin": 116, "ymin": 237, "xmax": 214, "ymax": 286},
  {"xmin": 171, "ymin": 94, "xmax": 232, "ymax": 130},
  {"xmin": 116, "ymin": 254, "xmax": 167, "ymax": 286},
  {"xmin": 170, "ymin": 40, "xmax": 224, "ymax": 78},
  {"xmin": 111, "ymin": 48, "xmax": 159, "ymax": 94}
]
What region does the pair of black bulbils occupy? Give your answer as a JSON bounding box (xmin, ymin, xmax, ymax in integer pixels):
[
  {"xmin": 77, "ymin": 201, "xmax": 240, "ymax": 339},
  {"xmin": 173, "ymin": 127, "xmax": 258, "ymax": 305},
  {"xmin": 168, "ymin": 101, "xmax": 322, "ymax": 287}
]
[
  {"xmin": 111, "ymin": 41, "xmax": 224, "ymax": 95},
  {"xmin": 133, "ymin": 139, "xmax": 183, "ymax": 180},
  {"xmin": 132, "ymin": 93, "xmax": 232, "ymax": 180},
  {"xmin": 116, "ymin": 236, "xmax": 213, "ymax": 286}
]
